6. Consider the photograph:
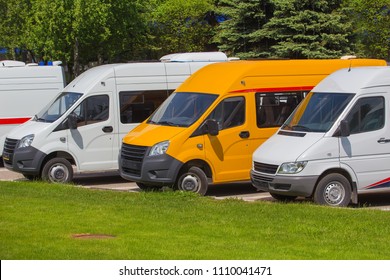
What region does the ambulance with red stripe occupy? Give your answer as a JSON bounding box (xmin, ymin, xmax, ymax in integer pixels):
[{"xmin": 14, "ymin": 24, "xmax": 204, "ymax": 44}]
[
  {"xmin": 119, "ymin": 58, "xmax": 386, "ymax": 195},
  {"xmin": 251, "ymin": 66, "xmax": 390, "ymax": 207},
  {"xmin": 0, "ymin": 60, "xmax": 65, "ymax": 156}
]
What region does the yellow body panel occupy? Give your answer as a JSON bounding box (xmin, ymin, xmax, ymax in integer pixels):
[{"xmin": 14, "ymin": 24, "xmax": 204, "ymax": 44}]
[
  {"xmin": 177, "ymin": 59, "xmax": 387, "ymax": 94},
  {"xmin": 122, "ymin": 58, "xmax": 387, "ymax": 185}
]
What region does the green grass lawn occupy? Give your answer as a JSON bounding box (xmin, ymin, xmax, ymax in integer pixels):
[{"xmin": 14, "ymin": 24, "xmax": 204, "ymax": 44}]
[{"xmin": 1, "ymin": 180, "xmax": 390, "ymax": 260}]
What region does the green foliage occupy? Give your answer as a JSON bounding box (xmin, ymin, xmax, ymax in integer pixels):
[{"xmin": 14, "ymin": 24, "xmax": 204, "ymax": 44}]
[
  {"xmin": 25, "ymin": 0, "xmax": 74, "ymax": 62},
  {"xmin": 345, "ymin": 0, "xmax": 390, "ymax": 60},
  {"xmin": 214, "ymin": 0, "xmax": 274, "ymax": 58},
  {"xmin": 1, "ymin": 0, "xmax": 388, "ymax": 71},
  {"xmin": 0, "ymin": 0, "xmax": 31, "ymax": 60},
  {"xmin": 262, "ymin": 0, "xmax": 354, "ymax": 58},
  {"xmin": 215, "ymin": 0, "xmax": 354, "ymax": 59},
  {"xmin": 23, "ymin": 0, "xmax": 147, "ymax": 75},
  {"xmin": 148, "ymin": 0, "xmax": 215, "ymax": 58},
  {"xmin": 2, "ymin": 181, "xmax": 390, "ymax": 259}
]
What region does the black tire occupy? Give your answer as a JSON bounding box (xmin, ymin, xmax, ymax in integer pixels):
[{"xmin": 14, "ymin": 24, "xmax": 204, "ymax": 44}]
[
  {"xmin": 22, "ymin": 174, "xmax": 40, "ymax": 181},
  {"xmin": 42, "ymin": 158, "xmax": 73, "ymax": 183},
  {"xmin": 136, "ymin": 182, "xmax": 163, "ymax": 191},
  {"xmin": 176, "ymin": 166, "xmax": 208, "ymax": 195},
  {"xmin": 313, "ymin": 173, "xmax": 351, "ymax": 207},
  {"xmin": 270, "ymin": 192, "xmax": 297, "ymax": 202}
]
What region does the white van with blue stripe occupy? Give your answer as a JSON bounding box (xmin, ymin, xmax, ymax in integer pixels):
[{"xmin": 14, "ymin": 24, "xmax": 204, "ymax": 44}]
[{"xmin": 251, "ymin": 66, "xmax": 390, "ymax": 206}]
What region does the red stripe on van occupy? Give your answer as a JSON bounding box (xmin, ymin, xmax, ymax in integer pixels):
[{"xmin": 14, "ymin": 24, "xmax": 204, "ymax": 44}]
[
  {"xmin": 231, "ymin": 86, "xmax": 314, "ymax": 93},
  {"xmin": 0, "ymin": 117, "xmax": 31, "ymax": 125},
  {"xmin": 365, "ymin": 177, "xmax": 390, "ymax": 189}
]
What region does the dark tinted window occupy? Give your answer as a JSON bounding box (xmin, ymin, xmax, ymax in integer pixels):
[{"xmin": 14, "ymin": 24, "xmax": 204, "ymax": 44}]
[
  {"xmin": 207, "ymin": 96, "xmax": 245, "ymax": 130},
  {"xmin": 73, "ymin": 95, "xmax": 109, "ymax": 127},
  {"xmin": 346, "ymin": 97, "xmax": 384, "ymax": 134},
  {"xmin": 120, "ymin": 90, "xmax": 172, "ymax": 124},
  {"xmin": 256, "ymin": 92, "xmax": 305, "ymax": 128}
]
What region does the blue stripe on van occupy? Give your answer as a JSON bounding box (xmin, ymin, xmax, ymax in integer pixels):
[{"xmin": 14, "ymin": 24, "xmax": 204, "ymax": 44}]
[{"xmin": 365, "ymin": 177, "xmax": 390, "ymax": 189}]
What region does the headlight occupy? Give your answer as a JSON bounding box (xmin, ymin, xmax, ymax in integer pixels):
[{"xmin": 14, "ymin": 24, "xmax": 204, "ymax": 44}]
[
  {"xmin": 17, "ymin": 134, "xmax": 35, "ymax": 148},
  {"xmin": 278, "ymin": 161, "xmax": 307, "ymax": 174},
  {"xmin": 149, "ymin": 140, "xmax": 169, "ymax": 156}
]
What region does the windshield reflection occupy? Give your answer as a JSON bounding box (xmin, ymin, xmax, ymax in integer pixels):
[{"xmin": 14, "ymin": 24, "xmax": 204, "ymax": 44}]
[
  {"xmin": 147, "ymin": 92, "xmax": 218, "ymax": 127},
  {"xmin": 281, "ymin": 92, "xmax": 354, "ymax": 133},
  {"xmin": 34, "ymin": 92, "xmax": 82, "ymax": 123}
]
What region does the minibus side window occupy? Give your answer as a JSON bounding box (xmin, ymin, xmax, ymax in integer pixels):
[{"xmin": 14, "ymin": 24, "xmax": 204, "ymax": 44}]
[
  {"xmin": 119, "ymin": 90, "xmax": 172, "ymax": 123},
  {"xmin": 256, "ymin": 92, "xmax": 305, "ymax": 128},
  {"xmin": 207, "ymin": 97, "xmax": 245, "ymax": 130},
  {"xmin": 345, "ymin": 97, "xmax": 384, "ymax": 134},
  {"xmin": 72, "ymin": 95, "xmax": 109, "ymax": 127}
]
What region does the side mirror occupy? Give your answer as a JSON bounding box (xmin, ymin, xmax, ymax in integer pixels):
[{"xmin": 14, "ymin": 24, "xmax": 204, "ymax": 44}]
[
  {"xmin": 204, "ymin": 119, "xmax": 219, "ymax": 136},
  {"xmin": 67, "ymin": 113, "xmax": 78, "ymax": 130},
  {"xmin": 339, "ymin": 120, "xmax": 350, "ymax": 137}
]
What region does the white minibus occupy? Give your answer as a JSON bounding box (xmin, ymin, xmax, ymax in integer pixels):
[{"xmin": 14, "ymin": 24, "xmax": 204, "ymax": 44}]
[{"xmin": 251, "ymin": 66, "xmax": 390, "ymax": 206}]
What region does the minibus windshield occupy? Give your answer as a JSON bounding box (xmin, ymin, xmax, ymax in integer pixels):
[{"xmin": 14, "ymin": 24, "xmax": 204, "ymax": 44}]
[
  {"xmin": 34, "ymin": 92, "xmax": 82, "ymax": 123},
  {"xmin": 281, "ymin": 92, "xmax": 354, "ymax": 132},
  {"xmin": 147, "ymin": 92, "xmax": 218, "ymax": 127}
]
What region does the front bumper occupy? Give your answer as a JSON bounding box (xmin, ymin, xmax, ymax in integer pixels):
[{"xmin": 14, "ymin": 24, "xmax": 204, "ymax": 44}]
[
  {"xmin": 250, "ymin": 170, "xmax": 318, "ymax": 197},
  {"xmin": 3, "ymin": 145, "xmax": 46, "ymax": 176},
  {"xmin": 119, "ymin": 149, "xmax": 183, "ymax": 186}
]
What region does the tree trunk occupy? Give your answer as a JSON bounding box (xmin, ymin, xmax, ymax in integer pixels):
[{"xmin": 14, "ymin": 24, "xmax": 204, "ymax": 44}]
[{"xmin": 73, "ymin": 37, "xmax": 80, "ymax": 77}]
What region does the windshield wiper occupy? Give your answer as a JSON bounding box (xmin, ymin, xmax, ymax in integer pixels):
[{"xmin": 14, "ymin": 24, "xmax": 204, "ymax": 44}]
[
  {"xmin": 158, "ymin": 121, "xmax": 181, "ymax": 127},
  {"xmin": 34, "ymin": 115, "xmax": 47, "ymax": 122},
  {"xmin": 292, "ymin": 125, "xmax": 312, "ymax": 132},
  {"xmin": 281, "ymin": 123, "xmax": 293, "ymax": 130}
]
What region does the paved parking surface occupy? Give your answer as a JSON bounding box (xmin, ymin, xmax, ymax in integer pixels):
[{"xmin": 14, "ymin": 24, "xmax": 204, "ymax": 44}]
[{"xmin": 1, "ymin": 167, "xmax": 390, "ymax": 210}]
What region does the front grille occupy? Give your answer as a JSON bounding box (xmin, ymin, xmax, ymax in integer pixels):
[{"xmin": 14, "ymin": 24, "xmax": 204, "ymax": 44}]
[
  {"xmin": 121, "ymin": 143, "xmax": 147, "ymax": 162},
  {"xmin": 271, "ymin": 183, "xmax": 291, "ymax": 190},
  {"xmin": 122, "ymin": 167, "xmax": 141, "ymax": 177},
  {"xmin": 2, "ymin": 138, "xmax": 18, "ymax": 165},
  {"xmin": 253, "ymin": 161, "xmax": 278, "ymax": 174},
  {"xmin": 251, "ymin": 173, "xmax": 274, "ymax": 182},
  {"xmin": 121, "ymin": 143, "xmax": 148, "ymax": 177}
]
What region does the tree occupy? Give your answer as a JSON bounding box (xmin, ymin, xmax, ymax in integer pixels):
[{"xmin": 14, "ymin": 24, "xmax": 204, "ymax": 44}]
[
  {"xmin": 23, "ymin": 0, "xmax": 147, "ymax": 77},
  {"xmin": 346, "ymin": 0, "xmax": 390, "ymax": 60},
  {"xmin": 96, "ymin": 0, "xmax": 149, "ymax": 62},
  {"xmin": 0, "ymin": 0, "xmax": 32, "ymax": 60},
  {"xmin": 213, "ymin": 0, "xmax": 274, "ymax": 58},
  {"xmin": 148, "ymin": 0, "xmax": 215, "ymax": 58},
  {"xmin": 260, "ymin": 0, "xmax": 354, "ymax": 58}
]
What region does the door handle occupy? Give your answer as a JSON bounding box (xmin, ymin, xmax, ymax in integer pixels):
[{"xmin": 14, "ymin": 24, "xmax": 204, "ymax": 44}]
[
  {"xmin": 377, "ymin": 138, "xmax": 390, "ymax": 144},
  {"xmin": 102, "ymin": 126, "xmax": 113, "ymax": 133},
  {"xmin": 239, "ymin": 131, "xmax": 250, "ymax": 138}
]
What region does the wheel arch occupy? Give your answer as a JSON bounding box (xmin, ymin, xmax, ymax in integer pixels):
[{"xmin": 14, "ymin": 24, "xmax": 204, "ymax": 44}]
[
  {"xmin": 314, "ymin": 167, "xmax": 357, "ymax": 203},
  {"xmin": 177, "ymin": 159, "xmax": 213, "ymax": 183},
  {"xmin": 40, "ymin": 151, "xmax": 76, "ymax": 175}
]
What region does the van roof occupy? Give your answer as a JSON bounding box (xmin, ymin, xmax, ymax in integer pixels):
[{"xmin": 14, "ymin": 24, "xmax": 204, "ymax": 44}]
[
  {"xmin": 160, "ymin": 52, "xmax": 228, "ymax": 62},
  {"xmin": 0, "ymin": 63, "xmax": 65, "ymax": 86},
  {"xmin": 64, "ymin": 60, "xmax": 216, "ymax": 93},
  {"xmin": 314, "ymin": 66, "xmax": 390, "ymax": 93},
  {"xmin": 176, "ymin": 59, "xmax": 387, "ymax": 95},
  {"xmin": 65, "ymin": 63, "xmax": 116, "ymax": 92}
]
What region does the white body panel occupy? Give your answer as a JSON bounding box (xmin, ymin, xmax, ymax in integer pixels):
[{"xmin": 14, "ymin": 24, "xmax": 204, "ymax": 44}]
[{"xmin": 0, "ymin": 63, "xmax": 65, "ymax": 152}]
